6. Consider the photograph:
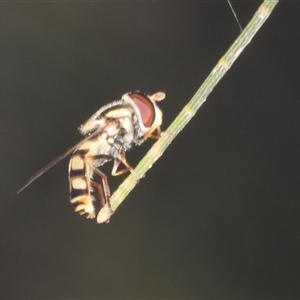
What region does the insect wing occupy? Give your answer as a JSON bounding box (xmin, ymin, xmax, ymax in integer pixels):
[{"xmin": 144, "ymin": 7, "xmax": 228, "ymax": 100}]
[{"xmin": 16, "ymin": 125, "xmax": 106, "ymax": 194}]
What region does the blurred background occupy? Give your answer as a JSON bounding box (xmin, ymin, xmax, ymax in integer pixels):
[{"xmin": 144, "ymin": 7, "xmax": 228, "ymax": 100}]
[{"xmin": 1, "ymin": 1, "xmax": 300, "ymax": 298}]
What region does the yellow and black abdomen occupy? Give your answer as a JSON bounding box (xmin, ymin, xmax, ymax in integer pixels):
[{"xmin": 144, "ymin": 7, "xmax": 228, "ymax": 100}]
[
  {"xmin": 68, "ymin": 148, "xmax": 95, "ymax": 218},
  {"xmin": 68, "ymin": 134, "xmax": 114, "ymax": 219}
]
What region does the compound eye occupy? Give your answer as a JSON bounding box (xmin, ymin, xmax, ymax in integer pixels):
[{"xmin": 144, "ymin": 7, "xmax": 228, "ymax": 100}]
[{"xmin": 130, "ymin": 93, "xmax": 155, "ymax": 127}]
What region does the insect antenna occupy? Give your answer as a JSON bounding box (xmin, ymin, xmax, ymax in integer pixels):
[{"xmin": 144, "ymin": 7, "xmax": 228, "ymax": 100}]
[{"xmin": 16, "ymin": 126, "xmax": 103, "ymax": 195}]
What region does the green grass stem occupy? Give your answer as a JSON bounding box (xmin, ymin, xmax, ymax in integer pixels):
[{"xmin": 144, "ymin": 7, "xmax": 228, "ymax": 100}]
[{"xmin": 97, "ymin": 0, "xmax": 279, "ymax": 223}]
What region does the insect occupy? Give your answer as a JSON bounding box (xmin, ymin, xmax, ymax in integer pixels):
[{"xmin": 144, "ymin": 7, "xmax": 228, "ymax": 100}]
[{"xmin": 17, "ymin": 91, "xmax": 166, "ymax": 221}]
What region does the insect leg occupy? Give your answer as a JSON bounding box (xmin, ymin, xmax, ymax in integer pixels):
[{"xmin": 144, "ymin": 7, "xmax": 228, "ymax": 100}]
[
  {"xmin": 88, "ymin": 165, "xmax": 114, "ymax": 220},
  {"xmin": 111, "ymin": 154, "xmax": 140, "ymax": 182},
  {"xmin": 111, "ymin": 153, "xmax": 134, "ymax": 176},
  {"xmin": 90, "ymin": 180, "xmax": 106, "ymax": 207},
  {"xmin": 88, "ymin": 163, "xmax": 111, "ymax": 205},
  {"xmin": 144, "ymin": 125, "xmax": 162, "ymax": 140}
]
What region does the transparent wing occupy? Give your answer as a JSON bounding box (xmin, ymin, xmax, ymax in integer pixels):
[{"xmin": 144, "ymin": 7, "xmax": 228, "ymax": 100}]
[{"xmin": 16, "ymin": 125, "xmax": 105, "ymax": 194}]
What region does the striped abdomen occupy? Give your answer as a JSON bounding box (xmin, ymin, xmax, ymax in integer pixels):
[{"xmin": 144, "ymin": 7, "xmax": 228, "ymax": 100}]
[
  {"xmin": 68, "ymin": 149, "xmax": 96, "ymax": 218},
  {"xmin": 68, "ymin": 135, "xmax": 113, "ymax": 219}
]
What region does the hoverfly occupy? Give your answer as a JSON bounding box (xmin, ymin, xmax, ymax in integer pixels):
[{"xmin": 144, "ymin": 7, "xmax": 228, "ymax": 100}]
[{"xmin": 17, "ymin": 91, "xmax": 165, "ymax": 221}]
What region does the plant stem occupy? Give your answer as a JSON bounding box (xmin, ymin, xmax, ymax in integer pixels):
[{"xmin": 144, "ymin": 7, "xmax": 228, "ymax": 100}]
[{"xmin": 97, "ymin": 0, "xmax": 279, "ymax": 223}]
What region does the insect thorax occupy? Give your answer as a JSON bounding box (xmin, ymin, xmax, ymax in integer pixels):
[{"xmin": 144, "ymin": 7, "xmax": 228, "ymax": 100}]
[{"xmin": 80, "ymin": 100, "xmax": 146, "ymax": 148}]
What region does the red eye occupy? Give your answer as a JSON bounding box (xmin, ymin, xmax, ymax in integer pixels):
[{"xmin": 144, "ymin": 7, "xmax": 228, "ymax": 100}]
[{"xmin": 130, "ymin": 93, "xmax": 155, "ymax": 127}]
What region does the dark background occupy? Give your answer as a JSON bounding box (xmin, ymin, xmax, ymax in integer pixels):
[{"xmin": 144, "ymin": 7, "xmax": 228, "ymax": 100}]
[{"xmin": 1, "ymin": 1, "xmax": 300, "ymax": 299}]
